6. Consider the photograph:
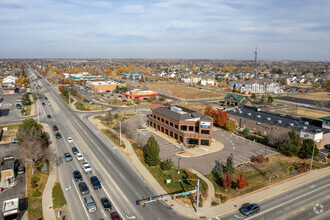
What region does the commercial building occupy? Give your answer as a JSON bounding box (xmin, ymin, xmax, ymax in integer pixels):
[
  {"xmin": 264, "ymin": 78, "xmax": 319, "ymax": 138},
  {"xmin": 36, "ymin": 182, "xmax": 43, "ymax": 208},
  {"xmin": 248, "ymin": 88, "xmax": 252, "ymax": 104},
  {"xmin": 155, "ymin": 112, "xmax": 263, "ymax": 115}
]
[
  {"xmin": 64, "ymin": 72, "xmax": 106, "ymax": 81},
  {"xmin": 123, "ymin": 73, "xmax": 141, "ymax": 80},
  {"xmin": 124, "ymin": 89, "xmax": 157, "ymax": 100},
  {"xmin": 86, "ymin": 80, "xmax": 126, "ymax": 93},
  {"xmin": 220, "ymin": 93, "xmax": 252, "ymax": 106},
  {"xmin": 149, "ymin": 101, "xmax": 213, "ymax": 146},
  {"xmin": 227, "ymin": 106, "xmax": 330, "ymax": 148},
  {"xmin": 2, "ymin": 198, "xmax": 20, "ymax": 219}
]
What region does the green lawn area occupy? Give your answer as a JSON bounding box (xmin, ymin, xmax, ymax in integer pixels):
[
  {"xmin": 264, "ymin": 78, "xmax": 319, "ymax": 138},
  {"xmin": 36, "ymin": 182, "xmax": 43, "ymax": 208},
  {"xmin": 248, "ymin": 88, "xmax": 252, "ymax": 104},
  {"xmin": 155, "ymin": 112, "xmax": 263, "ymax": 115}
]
[
  {"xmin": 205, "ymin": 154, "xmax": 330, "ymax": 204},
  {"xmin": 21, "ymin": 105, "xmax": 32, "ymax": 116},
  {"xmin": 52, "ymin": 182, "xmax": 67, "ymax": 208},
  {"xmin": 26, "ymin": 165, "xmax": 49, "ymax": 220},
  {"xmin": 101, "ymin": 128, "xmax": 126, "ymax": 148},
  {"xmin": 4, "ymin": 124, "xmax": 20, "ymax": 130},
  {"xmin": 132, "ymin": 142, "xmax": 208, "ymax": 194},
  {"xmin": 59, "ymin": 94, "xmax": 72, "ymax": 104},
  {"xmin": 74, "ymin": 101, "xmax": 105, "ymax": 111}
]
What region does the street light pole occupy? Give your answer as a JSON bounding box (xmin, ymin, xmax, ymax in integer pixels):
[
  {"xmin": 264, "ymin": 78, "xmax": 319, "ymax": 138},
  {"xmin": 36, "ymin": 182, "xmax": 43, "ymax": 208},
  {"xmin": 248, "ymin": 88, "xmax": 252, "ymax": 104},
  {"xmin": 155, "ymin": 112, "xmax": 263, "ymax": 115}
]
[
  {"xmin": 310, "ymin": 140, "xmax": 316, "ymax": 171},
  {"xmin": 119, "ymin": 121, "xmax": 122, "ymax": 145},
  {"xmin": 196, "ymin": 179, "xmax": 200, "ymax": 214}
]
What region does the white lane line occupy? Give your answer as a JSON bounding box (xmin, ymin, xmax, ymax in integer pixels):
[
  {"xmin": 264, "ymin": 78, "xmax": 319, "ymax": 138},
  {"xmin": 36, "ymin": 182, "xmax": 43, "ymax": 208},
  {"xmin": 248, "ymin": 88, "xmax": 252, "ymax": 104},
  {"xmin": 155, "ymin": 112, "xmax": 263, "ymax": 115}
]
[
  {"xmin": 101, "ymin": 209, "xmax": 106, "ymax": 217},
  {"xmin": 103, "ymin": 187, "xmax": 125, "ymax": 220},
  {"xmin": 246, "ymin": 183, "xmax": 330, "ymax": 219},
  {"xmin": 72, "ymin": 179, "xmax": 91, "ymax": 220},
  {"xmin": 107, "ymin": 159, "xmax": 112, "ymax": 164}
]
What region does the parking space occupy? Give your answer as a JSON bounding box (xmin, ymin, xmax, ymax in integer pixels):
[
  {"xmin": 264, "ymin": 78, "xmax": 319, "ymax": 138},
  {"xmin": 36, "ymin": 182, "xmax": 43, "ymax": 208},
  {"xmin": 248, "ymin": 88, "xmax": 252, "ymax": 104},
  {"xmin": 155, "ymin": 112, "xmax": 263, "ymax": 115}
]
[{"xmin": 0, "ymin": 92, "xmax": 26, "ymax": 121}]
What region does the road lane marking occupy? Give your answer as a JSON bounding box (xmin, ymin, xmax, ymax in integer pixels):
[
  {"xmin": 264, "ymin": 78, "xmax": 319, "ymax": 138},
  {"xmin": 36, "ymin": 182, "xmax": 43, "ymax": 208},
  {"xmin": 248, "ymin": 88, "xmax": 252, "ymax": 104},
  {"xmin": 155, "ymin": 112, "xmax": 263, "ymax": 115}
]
[
  {"xmin": 101, "ymin": 209, "xmax": 106, "ymax": 217},
  {"xmin": 72, "ymin": 179, "xmax": 91, "ymax": 220},
  {"xmin": 247, "ymin": 183, "xmax": 330, "ymax": 219},
  {"xmin": 103, "ymin": 187, "xmax": 125, "ymax": 219}
]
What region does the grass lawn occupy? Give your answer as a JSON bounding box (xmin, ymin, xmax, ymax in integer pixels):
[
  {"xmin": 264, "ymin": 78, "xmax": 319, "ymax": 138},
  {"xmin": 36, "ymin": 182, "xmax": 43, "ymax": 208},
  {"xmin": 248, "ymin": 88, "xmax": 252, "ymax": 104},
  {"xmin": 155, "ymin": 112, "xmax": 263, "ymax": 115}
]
[
  {"xmin": 26, "ymin": 165, "xmax": 49, "ymax": 220},
  {"xmin": 132, "ymin": 142, "xmax": 208, "ymax": 194},
  {"xmin": 205, "ymin": 154, "xmax": 330, "ymax": 204},
  {"xmin": 75, "ymin": 101, "xmax": 105, "ymax": 111},
  {"xmin": 95, "ymin": 113, "xmax": 137, "ymax": 129},
  {"xmin": 3, "ymin": 123, "xmax": 20, "ymax": 130},
  {"xmin": 101, "ymin": 128, "xmax": 126, "ymax": 148},
  {"xmin": 21, "ymin": 105, "xmax": 32, "ymax": 116},
  {"xmin": 52, "ymin": 182, "xmax": 67, "ymax": 209},
  {"xmin": 60, "ymin": 94, "xmax": 71, "ymax": 104}
]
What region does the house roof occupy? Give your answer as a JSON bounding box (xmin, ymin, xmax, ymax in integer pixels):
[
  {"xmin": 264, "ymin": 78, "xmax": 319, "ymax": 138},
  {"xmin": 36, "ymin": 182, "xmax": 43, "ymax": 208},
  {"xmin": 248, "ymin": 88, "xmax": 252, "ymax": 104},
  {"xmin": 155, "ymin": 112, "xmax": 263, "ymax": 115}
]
[
  {"xmin": 225, "ymin": 93, "xmax": 245, "ymax": 101},
  {"xmin": 319, "ymin": 116, "xmax": 330, "ymax": 121},
  {"xmin": 1, "ymin": 160, "xmax": 14, "ymax": 171},
  {"xmin": 200, "ymin": 115, "xmax": 213, "ymax": 121}
]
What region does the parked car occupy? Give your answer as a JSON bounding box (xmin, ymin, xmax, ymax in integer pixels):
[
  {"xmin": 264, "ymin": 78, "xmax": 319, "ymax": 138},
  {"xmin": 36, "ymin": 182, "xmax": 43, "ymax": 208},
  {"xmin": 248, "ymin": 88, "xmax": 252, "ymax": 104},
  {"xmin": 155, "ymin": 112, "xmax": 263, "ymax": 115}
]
[
  {"xmin": 84, "ymin": 196, "xmax": 97, "ymax": 212},
  {"xmin": 53, "ymin": 125, "xmax": 58, "ymax": 131},
  {"xmin": 78, "ymin": 182, "xmax": 89, "ymax": 195},
  {"xmin": 47, "ymin": 114, "xmax": 51, "ymax": 118},
  {"xmin": 100, "ymin": 197, "xmax": 112, "ymax": 211},
  {"xmin": 55, "ymin": 132, "xmax": 62, "ymax": 139},
  {"xmin": 72, "ymin": 147, "xmax": 79, "ymax": 154},
  {"xmin": 239, "ymin": 203, "xmax": 260, "ymax": 216},
  {"xmin": 75, "ymin": 153, "xmax": 84, "ymax": 161},
  {"xmin": 67, "ymin": 137, "xmax": 73, "ymax": 143},
  {"xmin": 11, "ymin": 138, "xmax": 19, "ymax": 143},
  {"xmin": 64, "ymin": 153, "xmax": 73, "ymax": 162},
  {"xmin": 16, "ymin": 104, "xmax": 21, "ymax": 109},
  {"xmin": 81, "ymin": 162, "xmax": 92, "ymax": 173},
  {"xmin": 90, "ymin": 176, "xmax": 101, "ymax": 189},
  {"xmin": 73, "ymin": 170, "xmax": 83, "ymax": 181},
  {"xmin": 16, "ymin": 98, "xmax": 22, "ymax": 102},
  {"xmin": 17, "ymin": 166, "xmax": 25, "ymax": 174},
  {"xmin": 110, "ymin": 212, "xmax": 121, "ymax": 220},
  {"xmin": 88, "ymin": 101, "xmax": 94, "ymax": 104}
]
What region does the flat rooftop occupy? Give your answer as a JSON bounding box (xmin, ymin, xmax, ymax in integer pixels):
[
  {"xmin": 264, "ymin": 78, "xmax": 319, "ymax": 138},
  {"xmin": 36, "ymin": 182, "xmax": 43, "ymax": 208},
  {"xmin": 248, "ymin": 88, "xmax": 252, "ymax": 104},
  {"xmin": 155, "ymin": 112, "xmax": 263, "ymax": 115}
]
[{"xmin": 88, "ymin": 80, "xmax": 122, "ymax": 85}]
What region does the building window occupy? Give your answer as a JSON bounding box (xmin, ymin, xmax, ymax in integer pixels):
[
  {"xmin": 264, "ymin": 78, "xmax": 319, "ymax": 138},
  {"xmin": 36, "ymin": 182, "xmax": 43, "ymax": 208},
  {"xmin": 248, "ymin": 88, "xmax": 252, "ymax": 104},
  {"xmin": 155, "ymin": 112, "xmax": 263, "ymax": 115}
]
[
  {"xmin": 165, "ymin": 129, "xmax": 168, "ymax": 135},
  {"xmin": 187, "ymin": 138, "xmax": 198, "ymax": 145},
  {"xmin": 166, "ymin": 120, "xmax": 169, "ymax": 125},
  {"xmin": 304, "ymin": 134, "xmax": 309, "ymax": 138},
  {"xmin": 201, "ymin": 129, "xmax": 210, "ymax": 135},
  {"xmin": 170, "ymin": 122, "xmax": 173, "ymax": 127},
  {"xmin": 189, "ymin": 126, "xmax": 194, "ymax": 132},
  {"xmin": 195, "ymin": 127, "xmax": 199, "ymax": 132},
  {"xmin": 180, "ymin": 136, "xmax": 183, "ymax": 142},
  {"xmin": 153, "ymin": 115, "xmax": 156, "ymax": 119},
  {"xmin": 157, "ymin": 117, "xmax": 160, "ymax": 121},
  {"xmin": 157, "ymin": 125, "xmax": 160, "ymax": 130},
  {"xmin": 175, "ymin": 124, "xmax": 178, "ymax": 129},
  {"xmin": 154, "ymin": 124, "xmax": 156, "ymax": 128},
  {"xmin": 175, "ymin": 133, "xmax": 178, "ymax": 139},
  {"xmin": 161, "ymin": 118, "xmax": 164, "ymax": 123},
  {"xmin": 170, "ymin": 131, "xmax": 173, "ymax": 137},
  {"xmin": 150, "ymin": 122, "xmax": 153, "ymax": 126},
  {"xmin": 161, "ymin": 127, "xmax": 164, "ymax": 133},
  {"xmin": 201, "ymin": 139, "xmax": 209, "ymax": 146},
  {"xmin": 180, "ymin": 125, "xmax": 187, "ymax": 131}
]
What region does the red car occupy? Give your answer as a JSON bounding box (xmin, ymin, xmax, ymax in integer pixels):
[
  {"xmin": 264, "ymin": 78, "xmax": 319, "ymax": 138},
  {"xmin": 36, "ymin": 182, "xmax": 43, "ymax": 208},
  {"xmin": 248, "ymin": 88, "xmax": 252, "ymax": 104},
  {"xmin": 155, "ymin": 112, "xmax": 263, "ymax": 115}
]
[
  {"xmin": 53, "ymin": 125, "xmax": 58, "ymax": 131},
  {"xmin": 110, "ymin": 212, "xmax": 121, "ymax": 220}
]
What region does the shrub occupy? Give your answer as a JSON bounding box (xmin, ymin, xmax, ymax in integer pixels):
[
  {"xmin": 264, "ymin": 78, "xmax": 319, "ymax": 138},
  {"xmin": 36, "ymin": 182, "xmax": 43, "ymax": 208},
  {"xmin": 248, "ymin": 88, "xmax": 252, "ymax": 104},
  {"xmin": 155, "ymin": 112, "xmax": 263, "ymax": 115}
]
[
  {"xmin": 75, "ymin": 102, "xmax": 85, "ymax": 110},
  {"xmin": 256, "ymin": 154, "xmax": 266, "ymax": 163},
  {"xmin": 31, "ymin": 176, "xmax": 40, "ymax": 182},
  {"xmin": 31, "ymin": 180, "xmax": 37, "ymax": 188},
  {"xmin": 32, "ymin": 189, "xmax": 41, "ymax": 197},
  {"xmin": 243, "ymin": 128, "xmax": 250, "ymax": 136},
  {"xmin": 114, "ymin": 113, "xmax": 119, "ymax": 119},
  {"xmin": 160, "ymin": 159, "xmax": 173, "ymax": 171},
  {"xmin": 225, "ymin": 120, "xmax": 237, "ymax": 131},
  {"xmin": 237, "ymin": 174, "xmax": 249, "ymax": 189}
]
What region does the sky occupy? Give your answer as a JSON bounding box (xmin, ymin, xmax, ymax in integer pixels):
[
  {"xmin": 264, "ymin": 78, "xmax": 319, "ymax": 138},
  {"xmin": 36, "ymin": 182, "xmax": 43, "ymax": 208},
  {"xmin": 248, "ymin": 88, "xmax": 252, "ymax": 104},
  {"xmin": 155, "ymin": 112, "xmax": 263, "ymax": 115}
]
[{"xmin": 0, "ymin": 0, "xmax": 329, "ymax": 60}]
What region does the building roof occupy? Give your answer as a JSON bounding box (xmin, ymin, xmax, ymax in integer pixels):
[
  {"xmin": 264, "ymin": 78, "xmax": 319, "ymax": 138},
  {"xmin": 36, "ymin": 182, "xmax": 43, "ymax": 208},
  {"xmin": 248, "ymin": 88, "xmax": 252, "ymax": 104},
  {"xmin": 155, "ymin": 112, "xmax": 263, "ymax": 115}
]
[
  {"xmin": 225, "ymin": 93, "xmax": 246, "ymax": 101},
  {"xmin": 153, "ymin": 106, "xmax": 204, "ymax": 122},
  {"xmin": 153, "ymin": 100, "xmax": 162, "ymax": 105},
  {"xmin": 319, "ymin": 116, "xmax": 330, "ymax": 121},
  {"xmin": 200, "ymin": 115, "xmax": 213, "ymax": 121},
  {"xmin": 1, "ymin": 160, "xmax": 14, "ymax": 171},
  {"xmin": 228, "ymin": 106, "xmax": 330, "ymax": 134},
  {"xmin": 88, "ymin": 80, "xmax": 123, "ymax": 85}
]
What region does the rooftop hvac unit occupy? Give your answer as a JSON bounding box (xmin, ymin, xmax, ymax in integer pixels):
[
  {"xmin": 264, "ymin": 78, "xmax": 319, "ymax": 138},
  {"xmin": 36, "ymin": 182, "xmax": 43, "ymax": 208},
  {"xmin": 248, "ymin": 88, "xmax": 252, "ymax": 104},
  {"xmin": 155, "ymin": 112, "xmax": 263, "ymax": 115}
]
[
  {"xmin": 303, "ymin": 126, "xmax": 307, "ymax": 130},
  {"xmin": 256, "ymin": 115, "xmax": 261, "ymax": 118},
  {"xmin": 247, "ymin": 113, "xmax": 251, "ymax": 116},
  {"xmin": 267, "ymin": 117, "xmax": 271, "ymax": 121},
  {"xmin": 277, "ymin": 120, "xmax": 282, "ymax": 124},
  {"xmin": 239, "ymin": 111, "xmax": 243, "ymax": 114},
  {"xmin": 304, "ymin": 121, "xmax": 309, "ymax": 125},
  {"xmin": 233, "ymin": 110, "xmax": 237, "ymax": 113},
  {"xmin": 289, "ymin": 123, "xmax": 294, "ymax": 127}
]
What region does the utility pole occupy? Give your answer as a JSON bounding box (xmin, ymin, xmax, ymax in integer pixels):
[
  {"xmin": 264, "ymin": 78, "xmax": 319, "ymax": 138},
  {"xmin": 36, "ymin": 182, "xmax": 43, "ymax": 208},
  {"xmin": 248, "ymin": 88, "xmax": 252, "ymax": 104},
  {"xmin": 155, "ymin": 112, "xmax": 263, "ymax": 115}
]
[
  {"xmin": 310, "ymin": 140, "xmax": 318, "ymax": 170},
  {"xmin": 254, "ymin": 46, "xmax": 258, "ymax": 78},
  {"xmin": 119, "ymin": 121, "xmax": 122, "ymax": 145},
  {"xmin": 196, "ymin": 178, "xmax": 200, "ymax": 214}
]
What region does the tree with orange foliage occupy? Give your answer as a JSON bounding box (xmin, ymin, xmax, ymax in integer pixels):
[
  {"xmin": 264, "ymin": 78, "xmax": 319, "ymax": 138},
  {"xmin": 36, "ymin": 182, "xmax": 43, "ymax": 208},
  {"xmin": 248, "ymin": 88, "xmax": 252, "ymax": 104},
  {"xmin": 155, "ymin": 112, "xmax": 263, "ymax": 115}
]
[
  {"xmin": 213, "ymin": 109, "xmax": 228, "ymax": 127},
  {"xmin": 237, "ymin": 174, "xmax": 249, "ymax": 189},
  {"xmin": 59, "ymin": 86, "xmax": 67, "ymax": 93},
  {"xmin": 222, "ymin": 172, "xmax": 233, "ymax": 191},
  {"xmin": 204, "ymin": 106, "xmax": 214, "ymax": 117}
]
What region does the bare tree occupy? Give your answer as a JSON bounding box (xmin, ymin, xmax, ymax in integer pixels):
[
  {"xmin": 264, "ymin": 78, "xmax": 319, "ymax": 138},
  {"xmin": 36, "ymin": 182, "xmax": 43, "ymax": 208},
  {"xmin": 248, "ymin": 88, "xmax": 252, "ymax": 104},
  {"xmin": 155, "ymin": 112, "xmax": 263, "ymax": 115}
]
[
  {"xmin": 18, "ymin": 127, "xmax": 50, "ymax": 174},
  {"xmin": 268, "ymin": 163, "xmax": 280, "ymax": 182}
]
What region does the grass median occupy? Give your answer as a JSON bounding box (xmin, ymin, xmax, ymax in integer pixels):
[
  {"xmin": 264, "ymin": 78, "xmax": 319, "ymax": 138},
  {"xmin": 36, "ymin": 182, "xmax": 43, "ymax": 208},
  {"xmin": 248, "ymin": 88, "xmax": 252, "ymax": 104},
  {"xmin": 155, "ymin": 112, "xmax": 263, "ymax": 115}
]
[{"xmin": 52, "ymin": 182, "xmax": 67, "ymax": 208}]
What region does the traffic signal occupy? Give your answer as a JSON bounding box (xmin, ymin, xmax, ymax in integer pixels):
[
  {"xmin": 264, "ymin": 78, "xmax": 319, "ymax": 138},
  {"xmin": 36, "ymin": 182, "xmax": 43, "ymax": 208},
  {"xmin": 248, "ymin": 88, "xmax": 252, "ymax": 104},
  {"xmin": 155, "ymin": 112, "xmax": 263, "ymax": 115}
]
[{"xmin": 141, "ymin": 202, "xmax": 145, "ymax": 208}]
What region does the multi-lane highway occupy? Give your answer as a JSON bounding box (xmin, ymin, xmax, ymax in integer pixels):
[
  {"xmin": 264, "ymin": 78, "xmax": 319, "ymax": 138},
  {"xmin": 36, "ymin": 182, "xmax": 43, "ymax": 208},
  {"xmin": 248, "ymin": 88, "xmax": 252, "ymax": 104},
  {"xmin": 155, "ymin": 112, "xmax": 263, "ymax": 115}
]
[{"xmin": 29, "ymin": 69, "xmax": 188, "ymax": 220}]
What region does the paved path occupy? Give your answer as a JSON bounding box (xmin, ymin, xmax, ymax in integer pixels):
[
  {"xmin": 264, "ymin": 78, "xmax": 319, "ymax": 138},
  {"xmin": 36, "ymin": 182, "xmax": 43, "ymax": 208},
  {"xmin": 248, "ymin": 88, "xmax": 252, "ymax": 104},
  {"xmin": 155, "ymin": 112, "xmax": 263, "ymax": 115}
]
[{"xmin": 42, "ymin": 123, "xmax": 57, "ymax": 220}]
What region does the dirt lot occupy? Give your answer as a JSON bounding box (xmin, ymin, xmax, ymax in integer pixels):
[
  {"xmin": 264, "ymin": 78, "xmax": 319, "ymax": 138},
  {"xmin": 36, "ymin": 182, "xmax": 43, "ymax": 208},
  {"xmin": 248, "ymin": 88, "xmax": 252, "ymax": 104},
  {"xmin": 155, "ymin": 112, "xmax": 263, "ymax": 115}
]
[
  {"xmin": 289, "ymin": 92, "xmax": 330, "ymax": 102},
  {"xmin": 274, "ymin": 107, "xmax": 330, "ymax": 119},
  {"xmin": 143, "ymin": 83, "xmax": 224, "ymax": 100},
  {"xmin": 0, "ymin": 124, "xmax": 19, "ymax": 143}
]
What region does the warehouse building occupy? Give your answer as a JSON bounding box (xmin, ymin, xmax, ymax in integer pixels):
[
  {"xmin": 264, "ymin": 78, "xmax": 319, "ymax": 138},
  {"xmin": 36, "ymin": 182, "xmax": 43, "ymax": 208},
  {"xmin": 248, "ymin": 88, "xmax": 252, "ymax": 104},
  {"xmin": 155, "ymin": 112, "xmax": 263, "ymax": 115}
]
[
  {"xmin": 87, "ymin": 80, "xmax": 126, "ymax": 93},
  {"xmin": 149, "ymin": 101, "xmax": 213, "ymax": 146}
]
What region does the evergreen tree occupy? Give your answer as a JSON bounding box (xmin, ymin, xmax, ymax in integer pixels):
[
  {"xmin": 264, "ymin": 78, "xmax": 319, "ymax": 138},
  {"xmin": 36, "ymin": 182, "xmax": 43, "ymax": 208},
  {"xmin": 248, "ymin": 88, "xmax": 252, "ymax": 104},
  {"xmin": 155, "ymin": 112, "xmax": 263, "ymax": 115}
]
[
  {"xmin": 212, "ymin": 160, "xmax": 224, "ymax": 178},
  {"xmin": 224, "ymin": 156, "xmax": 235, "ymax": 174},
  {"xmin": 251, "ymin": 93, "xmax": 256, "ymax": 100},
  {"xmin": 279, "ymin": 130, "xmax": 301, "ymax": 156},
  {"xmin": 243, "ymin": 128, "xmax": 250, "ymax": 136},
  {"xmin": 299, "ymin": 139, "xmax": 319, "ymax": 159},
  {"xmin": 267, "ymin": 96, "xmax": 273, "ymax": 104},
  {"xmin": 259, "ymin": 95, "xmax": 265, "ymax": 104},
  {"xmin": 143, "ymin": 136, "xmax": 160, "ymax": 166},
  {"xmin": 160, "ymin": 158, "xmax": 173, "ymax": 170}
]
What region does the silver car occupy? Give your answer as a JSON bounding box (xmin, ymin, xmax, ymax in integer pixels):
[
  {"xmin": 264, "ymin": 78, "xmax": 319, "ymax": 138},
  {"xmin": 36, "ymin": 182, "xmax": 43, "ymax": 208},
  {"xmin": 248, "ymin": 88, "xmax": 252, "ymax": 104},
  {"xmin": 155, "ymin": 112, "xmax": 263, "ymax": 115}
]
[{"xmin": 84, "ymin": 196, "xmax": 97, "ymax": 212}]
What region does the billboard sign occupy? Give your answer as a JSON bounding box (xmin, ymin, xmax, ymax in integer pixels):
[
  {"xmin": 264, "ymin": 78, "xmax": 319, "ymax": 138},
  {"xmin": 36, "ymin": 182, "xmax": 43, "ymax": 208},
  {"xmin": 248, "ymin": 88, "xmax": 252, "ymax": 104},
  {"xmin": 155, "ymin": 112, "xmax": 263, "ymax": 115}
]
[{"xmin": 201, "ymin": 122, "xmax": 211, "ymax": 128}]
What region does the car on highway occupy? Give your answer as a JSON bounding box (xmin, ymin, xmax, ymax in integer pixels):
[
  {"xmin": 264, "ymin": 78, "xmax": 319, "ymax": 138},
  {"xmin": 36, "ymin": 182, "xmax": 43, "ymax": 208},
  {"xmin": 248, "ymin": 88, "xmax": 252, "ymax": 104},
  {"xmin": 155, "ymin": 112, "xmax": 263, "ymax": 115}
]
[
  {"xmin": 47, "ymin": 102, "xmax": 51, "ymax": 106},
  {"xmin": 64, "ymin": 153, "xmax": 73, "ymax": 162},
  {"xmin": 84, "ymin": 196, "xmax": 97, "ymax": 213},
  {"xmin": 75, "ymin": 153, "xmax": 84, "ymax": 161},
  {"xmin": 84, "ymin": 196, "xmax": 97, "ymax": 212},
  {"xmin": 239, "ymin": 203, "xmax": 260, "ymax": 216},
  {"xmin": 67, "ymin": 137, "xmax": 73, "ymax": 143},
  {"xmin": 47, "ymin": 114, "xmax": 51, "ymax": 118},
  {"xmin": 101, "ymin": 197, "xmax": 112, "ymax": 211},
  {"xmin": 53, "ymin": 125, "xmax": 58, "ymax": 131},
  {"xmin": 55, "ymin": 132, "xmax": 62, "ymax": 139},
  {"xmin": 44, "ymin": 97, "xmax": 48, "ymax": 100},
  {"xmin": 42, "ymin": 102, "xmax": 46, "ymax": 106},
  {"xmin": 72, "ymin": 147, "xmax": 79, "ymax": 154},
  {"xmin": 17, "ymin": 166, "xmax": 25, "ymax": 174},
  {"xmin": 78, "ymin": 182, "xmax": 89, "ymax": 195},
  {"xmin": 73, "ymin": 170, "xmax": 83, "ymax": 181},
  {"xmin": 11, "ymin": 138, "xmax": 19, "ymax": 143},
  {"xmin": 110, "ymin": 212, "xmax": 121, "ymax": 220},
  {"xmin": 304, "ymin": 104, "xmax": 312, "ymax": 108},
  {"xmin": 81, "ymin": 162, "xmax": 92, "ymax": 173},
  {"xmin": 90, "ymin": 176, "xmax": 101, "ymax": 189}
]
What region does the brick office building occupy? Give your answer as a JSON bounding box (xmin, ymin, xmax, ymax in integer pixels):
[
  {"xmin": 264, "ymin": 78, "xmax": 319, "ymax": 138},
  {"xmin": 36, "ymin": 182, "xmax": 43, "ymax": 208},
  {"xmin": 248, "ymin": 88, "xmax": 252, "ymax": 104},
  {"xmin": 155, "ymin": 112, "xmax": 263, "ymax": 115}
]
[{"xmin": 149, "ymin": 101, "xmax": 213, "ymax": 146}]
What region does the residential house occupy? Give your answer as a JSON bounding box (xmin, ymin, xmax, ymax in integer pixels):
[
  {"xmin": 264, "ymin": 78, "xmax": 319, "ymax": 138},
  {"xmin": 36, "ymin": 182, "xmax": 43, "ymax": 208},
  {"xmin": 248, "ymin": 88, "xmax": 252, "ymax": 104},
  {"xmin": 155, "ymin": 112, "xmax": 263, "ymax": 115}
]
[
  {"xmin": 222, "ymin": 93, "xmax": 252, "ymax": 106},
  {"xmin": 230, "ymin": 79, "xmax": 280, "ymax": 94},
  {"xmin": 200, "ymin": 76, "xmax": 216, "ymax": 86},
  {"xmin": 2, "ymin": 76, "xmax": 17, "ymax": 87}
]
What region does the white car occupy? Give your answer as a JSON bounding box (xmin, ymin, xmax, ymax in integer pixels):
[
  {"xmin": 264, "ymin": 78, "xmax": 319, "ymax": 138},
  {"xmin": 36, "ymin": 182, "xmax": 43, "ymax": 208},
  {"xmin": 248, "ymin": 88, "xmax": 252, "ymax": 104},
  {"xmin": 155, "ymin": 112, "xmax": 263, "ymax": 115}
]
[
  {"xmin": 81, "ymin": 162, "xmax": 92, "ymax": 173},
  {"xmin": 47, "ymin": 102, "xmax": 51, "ymax": 106},
  {"xmin": 76, "ymin": 153, "xmax": 84, "ymax": 161},
  {"xmin": 67, "ymin": 137, "xmax": 73, "ymax": 143}
]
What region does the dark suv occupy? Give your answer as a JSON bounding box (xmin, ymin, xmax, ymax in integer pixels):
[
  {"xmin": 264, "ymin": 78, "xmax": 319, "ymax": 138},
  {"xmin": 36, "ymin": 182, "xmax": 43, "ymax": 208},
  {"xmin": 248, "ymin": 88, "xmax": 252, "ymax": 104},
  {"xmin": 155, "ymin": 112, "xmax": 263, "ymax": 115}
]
[
  {"xmin": 73, "ymin": 170, "xmax": 83, "ymax": 181},
  {"xmin": 90, "ymin": 176, "xmax": 102, "ymax": 189},
  {"xmin": 78, "ymin": 182, "xmax": 89, "ymax": 195},
  {"xmin": 55, "ymin": 132, "xmax": 62, "ymax": 139}
]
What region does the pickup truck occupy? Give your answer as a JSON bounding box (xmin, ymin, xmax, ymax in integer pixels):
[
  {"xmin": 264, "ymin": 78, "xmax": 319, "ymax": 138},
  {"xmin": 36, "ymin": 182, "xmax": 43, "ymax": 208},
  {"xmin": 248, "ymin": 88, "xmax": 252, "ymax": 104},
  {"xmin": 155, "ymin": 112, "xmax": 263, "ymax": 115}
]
[{"xmin": 81, "ymin": 162, "xmax": 92, "ymax": 173}]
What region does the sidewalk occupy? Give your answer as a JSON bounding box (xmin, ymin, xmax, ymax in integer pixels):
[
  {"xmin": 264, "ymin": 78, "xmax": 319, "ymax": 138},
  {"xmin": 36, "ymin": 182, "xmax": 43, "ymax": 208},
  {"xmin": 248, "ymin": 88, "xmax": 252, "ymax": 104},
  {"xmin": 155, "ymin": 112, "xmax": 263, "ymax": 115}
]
[
  {"xmin": 41, "ymin": 124, "xmax": 57, "ymax": 220},
  {"xmin": 89, "ymin": 116, "xmax": 330, "ymax": 219}
]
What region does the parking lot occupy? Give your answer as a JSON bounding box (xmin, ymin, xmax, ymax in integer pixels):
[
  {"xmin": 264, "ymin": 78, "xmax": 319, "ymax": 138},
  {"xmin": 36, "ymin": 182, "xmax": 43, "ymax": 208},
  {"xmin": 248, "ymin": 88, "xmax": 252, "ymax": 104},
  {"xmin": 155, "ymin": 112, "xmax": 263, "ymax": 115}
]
[{"xmin": 0, "ymin": 92, "xmax": 27, "ymax": 123}]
